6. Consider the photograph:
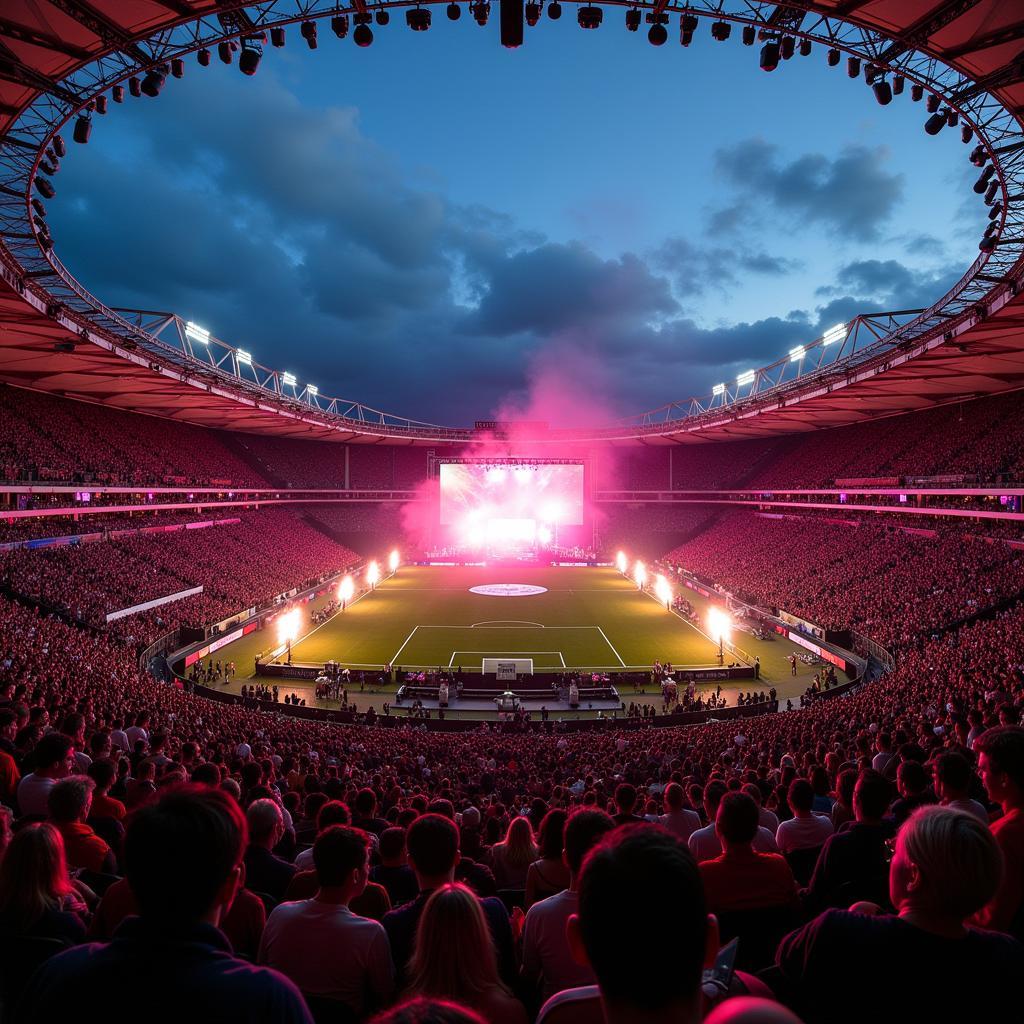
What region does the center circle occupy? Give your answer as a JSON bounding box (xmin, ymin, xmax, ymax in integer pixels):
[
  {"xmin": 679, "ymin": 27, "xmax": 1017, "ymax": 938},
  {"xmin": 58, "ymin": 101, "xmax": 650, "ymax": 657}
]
[{"xmin": 469, "ymin": 584, "xmax": 548, "ymax": 597}]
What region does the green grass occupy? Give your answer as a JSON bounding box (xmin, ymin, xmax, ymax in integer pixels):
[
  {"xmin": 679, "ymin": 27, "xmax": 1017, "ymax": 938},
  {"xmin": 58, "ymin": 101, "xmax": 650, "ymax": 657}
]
[{"xmin": 282, "ymin": 565, "xmax": 721, "ymax": 671}]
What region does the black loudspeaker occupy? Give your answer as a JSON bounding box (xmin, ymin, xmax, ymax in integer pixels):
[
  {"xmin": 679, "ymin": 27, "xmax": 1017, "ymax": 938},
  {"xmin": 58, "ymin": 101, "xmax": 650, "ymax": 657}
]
[{"xmin": 501, "ymin": 0, "xmax": 524, "ymax": 48}]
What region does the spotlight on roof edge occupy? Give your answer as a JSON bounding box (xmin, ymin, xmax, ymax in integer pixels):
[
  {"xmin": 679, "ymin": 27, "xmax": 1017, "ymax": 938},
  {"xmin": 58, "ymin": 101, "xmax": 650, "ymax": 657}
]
[
  {"xmin": 282, "ymin": 371, "xmax": 297, "ymax": 387},
  {"xmin": 184, "ymin": 321, "xmax": 209, "ymax": 343},
  {"xmin": 823, "ymin": 323, "xmax": 847, "ymax": 345},
  {"xmin": 789, "ymin": 345, "xmax": 805, "ymax": 362},
  {"xmin": 236, "ymin": 349, "xmax": 252, "ymax": 366},
  {"xmin": 307, "ymin": 385, "xmax": 318, "ymax": 396},
  {"xmin": 737, "ymin": 370, "xmax": 755, "ymax": 386},
  {"xmin": 712, "ymin": 383, "xmax": 726, "ymax": 396}
]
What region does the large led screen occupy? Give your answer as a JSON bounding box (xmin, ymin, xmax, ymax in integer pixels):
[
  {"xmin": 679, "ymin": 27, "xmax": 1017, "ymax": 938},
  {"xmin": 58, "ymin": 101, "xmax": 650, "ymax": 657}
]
[{"xmin": 439, "ymin": 462, "xmax": 585, "ymax": 527}]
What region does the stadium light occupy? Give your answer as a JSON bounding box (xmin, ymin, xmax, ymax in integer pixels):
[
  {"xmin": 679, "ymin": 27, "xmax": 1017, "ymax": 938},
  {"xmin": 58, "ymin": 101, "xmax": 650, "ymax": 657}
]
[
  {"xmin": 616, "ymin": 551, "xmax": 628, "ymax": 574},
  {"xmin": 338, "ymin": 574, "xmax": 355, "ymax": 607},
  {"xmin": 307, "ymin": 385, "xmax": 319, "ymax": 397},
  {"xmin": 737, "ymin": 370, "xmax": 755, "ymax": 387},
  {"xmin": 236, "ymin": 349, "xmax": 252, "ymax": 366},
  {"xmin": 277, "ymin": 607, "xmax": 302, "ymax": 662},
  {"xmin": 707, "ymin": 606, "xmax": 731, "ymax": 663},
  {"xmin": 823, "ymin": 323, "xmax": 847, "ymax": 345},
  {"xmin": 367, "ymin": 560, "xmax": 381, "ymax": 588},
  {"xmin": 789, "ymin": 345, "xmax": 805, "ymax": 362},
  {"xmin": 655, "ymin": 574, "xmax": 673, "ymax": 608},
  {"xmin": 634, "ymin": 561, "xmax": 647, "ymax": 589},
  {"xmin": 282, "ymin": 371, "xmax": 297, "ymax": 387},
  {"xmin": 389, "ymin": 549, "xmax": 400, "ymax": 573},
  {"xmin": 712, "ymin": 383, "xmax": 726, "ymax": 396},
  {"xmin": 185, "ymin": 321, "xmax": 210, "ymax": 343}
]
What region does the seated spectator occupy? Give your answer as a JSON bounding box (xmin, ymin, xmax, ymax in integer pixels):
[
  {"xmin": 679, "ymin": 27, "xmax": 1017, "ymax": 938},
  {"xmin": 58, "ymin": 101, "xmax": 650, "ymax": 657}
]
[
  {"xmin": 742, "ymin": 784, "xmax": 778, "ymax": 835},
  {"xmin": 352, "ymin": 788, "xmax": 390, "ymax": 836},
  {"xmin": 373, "ymin": 827, "xmax": 420, "ymax": 908},
  {"xmin": 294, "ymin": 800, "xmax": 350, "ymax": 872},
  {"xmin": 370, "ymin": 996, "xmax": 486, "ymax": 1024},
  {"xmin": 488, "ymin": 816, "xmax": 538, "ymax": 891},
  {"xmin": 383, "ymin": 814, "xmax": 514, "ymax": 987},
  {"xmin": 0, "ymin": 712, "xmax": 20, "ymax": 806},
  {"xmin": 525, "ymin": 810, "xmax": 570, "ymax": 907},
  {"xmin": 933, "ymin": 752, "xmax": 988, "ymax": 824},
  {"xmin": 48, "ymin": 775, "xmax": 117, "ymax": 875},
  {"xmin": 16, "ymin": 733, "xmax": 73, "ymax": 817},
  {"xmin": 612, "ymin": 784, "xmax": 643, "ymax": 825},
  {"xmin": 87, "ymin": 760, "xmax": 127, "ymax": 822},
  {"xmin": 521, "ymin": 808, "xmax": 615, "ymax": 1004},
  {"xmin": 406, "ymin": 884, "xmax": 526, "ymax": 1024},
  {"xmin": 429, "ymin": 801, "xmax": 496, "ymax": 897},
  {"xmin": 704, "ymin": 997, "xmax": 803, "ymax": 1024},
  {"xmin": 123, "ymin": 760, "xmax": 157, "ymax": 810},
  {"xmin": 803, "ymin": 770, "xmax": 894, "ymax": 913},
  {"xmin": 889, "ymin": 761, "xmax": 937, "ymax": 826},
  {"xmin": 562, "ymin": 825, "xmax": 719, "ymax": 1024},
  {"xmin": 699, "ymin": 792, "xmax": 799, "ymax": 914},
  {"xmin": 775, "ymin": 806, "xmax": 1024, "ymax": 1024},
  {"xmin": 0, "ymin": 823, "xmax": 86, "ymax": 944},
  {"xmin": 690, "ymin": 781, "xmax": 778, "ymax": 862},
  {"xmin": 659, "ymin": 782, "xmax": 701, "ymax": 843},
  {"xmin": 244, "ymin": 798, "xmax": 296, "ymax": 905},
  {"xmin": 259, "ymin": 825, "xmax": 394, "ymax": 1016},
  {"xmin": 17, "ymin": 786, "xmax": 312, "ymax": 1023},
  {"xmin": 972, "ymin": 725, "xmax": 1024, "ymax": 937},
  {"xmin": 774, "ymin": 780, "xmax": 833, "ymax": 854}
]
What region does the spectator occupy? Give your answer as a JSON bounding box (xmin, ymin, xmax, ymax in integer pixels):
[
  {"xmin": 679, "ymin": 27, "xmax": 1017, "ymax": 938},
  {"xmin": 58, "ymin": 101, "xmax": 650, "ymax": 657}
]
[
  {"xmin": 244, "ymin": 798, "xmax": 296, "ymax": 905},
  {"xmin": 370, "ymin": 996, "xmax": 486, "ymax": 1024},
  {"xmin": 659, "ymin": 782, "xmax": 701, "ymax": 843},
  {"xmin": 488, "ymin": 816, "xmax": 538, "ymax": 891},
  {"xmin": 406, "ymin": 884, "xmax": 526, "ymax": 1024},
  {"xmin": 16, "ymin": 733, "xmax": 74, "ymax": 817},
  {"xmin": 775, "ymin": 780, "xmax": 834, "ymax": 854},
  {"xmin": 525, "ymin": 809, "xmax": 570, "ymax": 907},
  {"xmin": 972, "ymin": 726, "xmax": 1024, "ymax": 937},
  {"xmin": 16, "ymin": 786, "xmax": 312, "ymax": 1023},
  {"xmin": 521, "ymin": 809, "xmax": 615, "ymax": 1004},
  {"xmin": 87, "ymin": 759, "xmax": 127, "ymax": 822},
  {"xmin": 352, "ymin": 788, "xmax": 390, "ymax": 837},
  {"xmin": 889, "ymin": 761, "xmax": 937, "ymax": 826},
  {"xmin": 933, "ymin": 751, "xmax": 988, "ymax": 824},
  {"xmin": 48, "ymin": 775, "xmax": 117, "ymax": 874},
  {"xmin": 700, "ymin": 792, "xmax": 799, "ymax": 914},
  {"xmin": 690, "ymin": 781, "xmax": 779, "ymax": 862},
  {"xmin": 294, "ymin": 800, "xmax": 350, "ymax": 873},
  {"xmin": 611, "ymin": 784, "xmax": 643, "ymax": 825},
  {"xmin": 775, "ymin": 806, "xmax": 1024, "ymax": 1023},
  {"xmin": 372, "ymin": 827, "xmax": 420, "ymax": 908},
  {"xmin": 259, "ymin": 825, "xmax": 394, "ymax": 1016}
]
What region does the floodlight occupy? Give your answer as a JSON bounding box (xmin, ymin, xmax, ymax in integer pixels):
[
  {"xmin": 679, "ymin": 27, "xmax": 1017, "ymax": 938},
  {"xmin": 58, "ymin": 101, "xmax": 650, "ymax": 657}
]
[
  {"xmin": 73, "ymin": 116, "xmax": 92, "ymax": 145},
  {"xmin": 712, "ymin": 383, "xmax": 726, "ymax": 396},
  {"xmin": 239, "ymin": 46, "xmax": 262, "ymax": 75},
  {"xmin": 301, "ymin": 20, "xmax": 318, "ymax": 48},
  {"xmin": 283, "ymin": 371, "xmax": 297, "ymax": 387},
  {"xmin": 236, "ymin": 349, "xmax": 252, "ymax": 366},
  {"xmin": 354, "ymin": 23, "xmax": 374, "ymax": 45},
  {"xmin": 185, "ymin": 321, "xmax": 210, "ymax": 343},
  {"xmin": 760, "ymin": 41, "xmax": 780, "ymax": 71},
  {"xmin": 648, "ymin": 23, "xmax": 667, "ymax": 45},
  {"xmin": 448, "ymin": 3, "xmax": 462, "ymax": 19},
  {"xmin": 626, "ymin": 9, "xmax": 641, "ymax": 31},
  {"xmin": 307, "ymin": 384, "xmax": 318, "ymax": 396},
  {"xmin": 823, "ymin": 323, "xmax": 846, "ymax": 345},
  {"xmin": 789, "ymin": 345, "xmax": 805, "ymax": 362},
  {"xmin": 271, "ymin": 26, "xmax": 286, "ymax": 46},
  {"xmin": 737, "ymin": 369, "xmax": 755, "ymax": 386}
]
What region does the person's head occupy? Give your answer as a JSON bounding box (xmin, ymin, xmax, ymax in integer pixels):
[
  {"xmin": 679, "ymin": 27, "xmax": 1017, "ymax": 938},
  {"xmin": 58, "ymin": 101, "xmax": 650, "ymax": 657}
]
[
  {"xmin": 852, "ymin": 770, "xmax": 892, "ymax": 824},
  {"xmin": 408, "ymin": 884, "xmax": 506, "ymax": 1005},
  {"xmin": 537, "ymin": 808, "xmax": 568, "ymax": 860},
  {"xmin": 703, "ymin": 780, "xmax": 727, "ymax": 818},
  {"xmin": 368, "ymin": 996, "xmax": 486, "ymax": 1024},
  {"xmin": 354, "ymin": 788, "xmax": 378, "ymax": 818},
  {"xmin": 407, "ymin": 813, "xmax": 459, "ymax": 884},
  {"xmin": 716, "ymin": 792, "xmax": 759, "ymax": 848},
  {"xmin": 787, "ymin": 778, "xmax": 814, "ymax": 815},
  {"xmin": 460, "ymin": 806, "xmax": 480, "ymax": 830},
  {"xmin": 48, "ymin": 775, "xmax": 95, "ymax": 825},
  {"xmin": 0, "ymin": 806, "xmax": 11, "ymax": 861},
  {"xmin": 897, "ymin": 760, "xmax": 929, "ymax": 798},
  {"xmin": 975, "ymin": 726, "xmax": 1024, "ymax": 808},
  {"xmin": 664, "ymin": 782, "xmax": 685, "ymax": 811},
  {"xmin": 379, "ymin": 826, "xmax": 408, "ymax": 865},
  {"xmin": 316, "ymin": 800, "xmax": 351, "ymax": 832},
  {"xmin": 0, "ymin": 822, "xmax": 73, "ymax": 927},
  {"xmin": 88, "ymin": 758, "xmax": 117, "ymax": 794},
  {"xmin": 313, "ymin": 825, "xmax": 370, "ymax": 893},
  {"xmin": 890, "ymin": 805, "xmax": 1003, "ymax": 922},
  {"xmin": 499, "ymin": 815, "xmax": 538, "ymax": 867},
  {"xmin": 704, "ymin": 997, "xmax": 804, "ymax": 1024},
  {"xmin": 31, "ymin": 732, "xmax": 74, "ymax": 778},
  {"xmin": 247, "ymin": 798, "xmax": 284, "ymax": 849},
  {"xmin": 125, "ymin": 785, "xmax": 247, "ymax": 927},
  {"xmin": 933, "ymin": 752, "xmax": 974, "ymax": 802},
  {"xmin": 569, "ymin": 826, "xmax": 717, "ymax": 1020},
  {"xmin": 563, "ymin": 809, "xmax": 616, "ymax": 880},
  {"xmin": 614, "ymin": 783, "xmax": 637, "ymax": 815}
]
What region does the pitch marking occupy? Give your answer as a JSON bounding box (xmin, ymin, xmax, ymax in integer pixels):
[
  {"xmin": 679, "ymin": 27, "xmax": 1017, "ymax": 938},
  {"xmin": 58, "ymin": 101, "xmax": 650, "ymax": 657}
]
[
  {"xmin": 389, "ymin": 625, "xmax": 421, "ymax": 664},
  {"xmin": 595, "ymin": 625, "xmax": 626, "ymax": 667}
]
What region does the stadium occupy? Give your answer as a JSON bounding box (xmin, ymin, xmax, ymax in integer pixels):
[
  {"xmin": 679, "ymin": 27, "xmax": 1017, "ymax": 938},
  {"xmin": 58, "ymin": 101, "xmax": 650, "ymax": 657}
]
[{"xmin": 0, "ymin": 1, "xmax": 1023, "ymax": 1022}]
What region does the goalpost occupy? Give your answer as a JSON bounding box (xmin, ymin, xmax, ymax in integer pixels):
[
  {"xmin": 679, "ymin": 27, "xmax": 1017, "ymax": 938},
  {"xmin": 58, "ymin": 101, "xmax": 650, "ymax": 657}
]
[{"xmin": 482, "ymin": 657, "xmax": 534, "ymax": 679}]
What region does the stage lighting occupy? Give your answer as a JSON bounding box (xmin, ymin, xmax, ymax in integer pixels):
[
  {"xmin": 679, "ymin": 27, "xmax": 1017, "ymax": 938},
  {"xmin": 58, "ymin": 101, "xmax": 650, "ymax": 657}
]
[
  {"xmin": 31, "ymin": 199, "xmax": 46, "ymax": 219},
  {"xmin": 655, "ymin": 574, "xmax": 673, "ymax": 607},
  {"xmin": 501, "ymin": 0, "xmax": 524, "ymax": 46},
  {"xmin": 236, "ymin": 349, "xmax": 252, "ymax": 366},
  {"xmin": 780, "ymin": 35, "xmax": 795, "ymax": 60},
  {"xmin": 893, "ymin": 75, "xmax": 904, "ymax": 95},
  {"xmin": 472, "ymin": 2, "xmax": 490, "ymax": 25},
  {"xmin": 338, "ymin": 575, "xmax": 355, "ymax": 604},
  {"xmin": 389, "ymin": 549, "xmax": 400, "ymax": 573},
  {"xmin": 301, "ymin": 20, "xmax": 318, "ymax": 48},
  {"xmin": 710, "ymin": 20, "xmax": 730, "ymax": 41},
  {"xmin": 979, "ymin": 234, "xmax": 997, "ymax": 254},
  {"xmin": 332, "ymin": 15, "xmax": 349, "ymax": 37},
  {"xmin": 447, "ymin": 3, "xmax": 462, "ymax": 19},
  {"xmin": 789, "ymin": 345, "xmax": 805, "ymax": 362},
  {"xmin": 713, "ymin": 382, "xmax": 726, "ymax": 395},
  {"xmin": 239, "ymin": 46, "xmax": 261, "ymax": 75},
  {"xmin": 961, "ymin": 125, "xmax": 973, "ymax": 144},
  {"xmin": 367, "ymin": 560, "xmax": 381, "ymax": 587},
  {"xmin": 972, "ymin": 166, "xmax": 995, "ymax": 193},
  {"xmin": 989, "ymin": 203, "xmax": 1002, "ymax": 221},
  {"xmin": 616, "ymin": 551, "xmax": 628, "ymax": 573},
  {"xmin": 970, "ymin": 145, "xmax": 988, "ymax": 167},
  {"xmin": 271, "ymin": 26, "xmax": 286, "ymax": 46},
  {"xmin": 51, "ymin": 135, "xmax": 66, "ymax": 158},
  {"xmin": 282, "ymin": 370, "xmax": 297, "ymax": 386},
  {"xmin": 626, "ymin": 9, "xmax": 641, "ymax": 32},
  {"xmin": 985, "ymin": 180, "xmax": 999, "ymax": 204},
  {"xmin": 73, "ymin": 115, "xmax": 91, "ymax": 144},
  {"xmin": 548, "ymin": 1, "xmax": 561, "ymax": 19},
  {"xmin": 760, "ymin": 41, "xmax": 780, "ymax": 72},
  {"xmin": 846, "ymin": 56, "xmax": 860, "ymax": 78},
  {"xmin": 376, "ymin": 9, "xmax": 391, "ymax": 25},
  {"xmin": 354, "ymin": 22, "xmax": 374, "ymax": 45},
  {"xmin": 197, "ymin": 48, "xmax": 211, "ymax": 67},
  {"xmin": 742, "ymin": 25, "xmax": 755, "ymax": 46},
  {"xmin": 826, "ymin": 47, "xmax": 839, "ymax": 66},
  {"xmin": 863, "ymin": 63, "xmax": 878, "ymax": 84},
  {"xmin": 578, "ymin": 6, "xmax": 602, "ymax": 29},
  {"xmin": 737, "ymin": 369, "xmax": 755, "ymax": 386},
  {"xmin": 407, "ymin": 7, "xmax": 431, "ymax": 30},
  {"xmin": 648, "ymin": 22, "xmax": 667, "ymax": 45},
  {"xmin": 634, "ymin": 561, "xmax": 646, "ymax": 588},
  {"xmin": 945, "ymin": 108, "xmax": 959, "ymax": 127},
  {"xmin": 873, "ymin": 79, "xmax": 892, "ymax": 106},
  {"xmin": 141, "ymin": 68, "xmax": 166, "ymax": 97},
  {"xmin": 911, "ymin": 83, "xmax": 923, "ymax": 101},
  {"xmin": 112, "ymin": 85, "xmax": 125, "ymax": 103},
  {"xmin": 707, "ymin": 606, "xmax": 731, "ymax": 645},
  {"xmin": 167, "ymin": 59, "xmax": 183, "ymax": 81},
  {"xmin": 925, "ymin": 112, "xmax": 946, "ymax": 135},
  {"xmin": 823, "ymin": 323, "xmax": 847, "ymax": 346},
  {"xmin": 925, "ymin": 92, "xmax": 940, "ymax": 113},
  {"xmin": 526, "ymin": 2, "xmax": 541, "ymax": 25},
  {"xmin": 799, "ymin": 37, "xmax": 811, "ymax": 56},
  {"xmin": 128, "ymin": 76, "xmax": 142, "ymax": 97},
  {"xmin": 218, "ymin": 41, "xmax": 234, "ymax": 64}
]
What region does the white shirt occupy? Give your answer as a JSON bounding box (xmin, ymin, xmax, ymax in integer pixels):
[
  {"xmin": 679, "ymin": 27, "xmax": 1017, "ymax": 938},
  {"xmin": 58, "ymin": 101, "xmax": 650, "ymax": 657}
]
[
  {"xmin": 521, "ymin": 889, "xmax": 595, "ymax": 1002},
  {"xmin": 689, "ymin": 824, "xmax": 778, "ymax": 863},
  {"xmin": 758, "ymin": 807, "xmax": 780, "ymax": 833},
  {"xmin": 259, "ymin": 900, "xmax": 394, "ymax": 1012},
  {"xmin": 775, "ymin": 813, "xmax": 835, "ymax": 854},
  {"xmin": 946, "ymin": 798, "xmax": 989, "ymax": 824},
  {"xmin": 659, "ymin": 809, "xmax": 702, "ymax": 843}
]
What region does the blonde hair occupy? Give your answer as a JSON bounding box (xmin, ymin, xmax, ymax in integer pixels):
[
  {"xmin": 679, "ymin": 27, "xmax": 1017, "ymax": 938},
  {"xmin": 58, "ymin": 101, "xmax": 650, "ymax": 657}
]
[
  {"xmin": 0, "ymin": 822, "xmax": 74, "ymax": 928},
  {"xmin": 407, "ymin": 884, "xmax": 509, "ymax": 1003},
  {"xmin": 494, "ymin": 816, "xmax": 538, "ymax": 870},
  {"xmin": 901, "ymin": 805, "xmax": 1003, "ymax": 919}
]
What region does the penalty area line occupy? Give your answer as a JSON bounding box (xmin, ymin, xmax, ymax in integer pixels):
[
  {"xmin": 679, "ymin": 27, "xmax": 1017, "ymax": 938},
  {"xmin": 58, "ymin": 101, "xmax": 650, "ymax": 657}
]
[
  {"xmin": 596, "ymin": 625, "xmax": 626, "ymax": 667},
  {"xmin": 389, "ymin": 626, "xmax": 421, "ymax": 665}
]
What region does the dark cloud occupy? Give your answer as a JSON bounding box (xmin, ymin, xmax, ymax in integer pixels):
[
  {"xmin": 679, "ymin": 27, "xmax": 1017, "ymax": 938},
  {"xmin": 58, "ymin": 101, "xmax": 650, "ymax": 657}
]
[
  {"xmin": 816, "ymin": 258, "xmax": 963, "ymax": 310},
  {"xmin": 711, "ymin": 138, "xmax": 904, "ymax": 242},
  {"xmin": 650, "ymin": 236, "xmax": 800, "ymax": 296}
]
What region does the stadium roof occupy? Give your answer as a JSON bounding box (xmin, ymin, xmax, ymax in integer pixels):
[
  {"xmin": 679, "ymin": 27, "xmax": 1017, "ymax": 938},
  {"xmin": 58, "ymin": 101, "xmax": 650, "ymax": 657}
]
[{"xmin": 0, "ymin": 1, "xmax": 1022, "ymax": 445}]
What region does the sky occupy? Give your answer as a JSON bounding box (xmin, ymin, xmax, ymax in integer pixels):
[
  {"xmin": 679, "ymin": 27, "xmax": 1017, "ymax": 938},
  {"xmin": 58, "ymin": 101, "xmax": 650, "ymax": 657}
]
[{"xmin": 48, "ymin": 12, "xmax": 990, "ymax": 426}]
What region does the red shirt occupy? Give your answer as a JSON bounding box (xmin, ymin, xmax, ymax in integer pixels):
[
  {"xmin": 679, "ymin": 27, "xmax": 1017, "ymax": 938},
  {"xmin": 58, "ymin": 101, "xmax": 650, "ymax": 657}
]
[
  {"xmin": 0, "ymin": 750, "xmax": 19, "ymax": 803},
  {"xmin": 58, "ymin": 821, "xmax": 112, "ymax": 873},
  {"xmin": 973, "ymin": 807, "xmax": 1024, "ymax": 934},
  {"xmin": 699, "ymin": 847, "xmax": 799, "ymax": 913},
  {"xmin": 91, "ymin": 792, "xmax": 126, "ymax": 821}
]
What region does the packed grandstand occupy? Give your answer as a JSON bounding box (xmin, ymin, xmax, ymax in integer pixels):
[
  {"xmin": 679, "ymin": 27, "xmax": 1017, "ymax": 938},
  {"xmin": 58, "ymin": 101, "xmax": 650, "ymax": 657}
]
[{"xmin": 3, "ymin": 1, "xmax": 1024, "ymax": 1023}]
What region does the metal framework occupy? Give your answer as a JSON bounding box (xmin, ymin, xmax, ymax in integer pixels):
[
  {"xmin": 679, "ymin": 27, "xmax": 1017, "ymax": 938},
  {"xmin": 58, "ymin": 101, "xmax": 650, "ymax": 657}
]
[{"xmin": 0, "ymin": 1, "xmax": 1022, "ymax": 439}]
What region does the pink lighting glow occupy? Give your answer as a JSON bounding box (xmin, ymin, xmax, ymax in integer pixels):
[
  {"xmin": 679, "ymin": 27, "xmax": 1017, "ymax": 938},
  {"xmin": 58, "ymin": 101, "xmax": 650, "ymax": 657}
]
[
  {"xmin": 276, "ymin": 607, "xmax": 301, "ymax": 647},
  {"xmin": 616, "ymin": 551, "xmax": 628, "ymax": 573},
  {"xmin": 367, "ymin": 561, "xmax": 380, "ymax": 587},
  {"xmin": 634, "ymin": 561, "xmax": 647, "ymax": 588},
  {"xmin": 338, "ymin": 575, "xmax": 354, "ymax": 604},
  {"xmin": 707, "ymin": 606, "xmax": 732, "ymax": 645},
  {"xmin": 655, "ymin": 574, "xmax": 673, "ymax": 606},
  {"xmin": 389, "ymin": 549, "xmax": 400, "ymax": 573}
]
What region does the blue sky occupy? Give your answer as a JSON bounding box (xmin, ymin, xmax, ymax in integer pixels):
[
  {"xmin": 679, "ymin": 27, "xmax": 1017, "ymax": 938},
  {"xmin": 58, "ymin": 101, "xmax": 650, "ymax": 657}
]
[{"xmin": 49, "ymin": 13, "xmax": 989, "ymax": 425}]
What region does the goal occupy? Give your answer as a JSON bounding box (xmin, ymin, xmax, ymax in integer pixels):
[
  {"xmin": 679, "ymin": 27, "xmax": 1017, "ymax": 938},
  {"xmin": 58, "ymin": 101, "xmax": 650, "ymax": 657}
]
[{"xmin": 482, "ymin": 658, "xmax": 534, "ymax": 679}]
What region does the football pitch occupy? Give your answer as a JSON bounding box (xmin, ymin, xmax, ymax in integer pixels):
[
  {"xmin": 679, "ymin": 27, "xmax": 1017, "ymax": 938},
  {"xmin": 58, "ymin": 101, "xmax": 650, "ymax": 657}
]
[{"xmin": 278, "ymin": 565, "xmax": 723, "ymax": 671}]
